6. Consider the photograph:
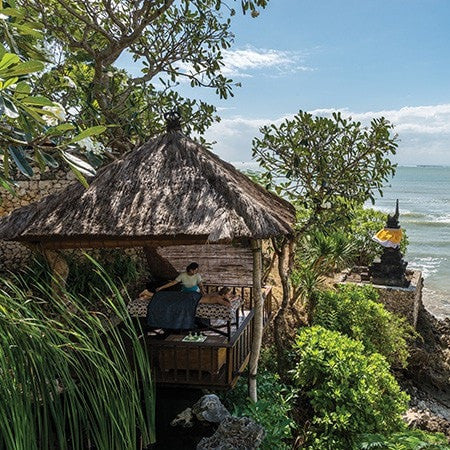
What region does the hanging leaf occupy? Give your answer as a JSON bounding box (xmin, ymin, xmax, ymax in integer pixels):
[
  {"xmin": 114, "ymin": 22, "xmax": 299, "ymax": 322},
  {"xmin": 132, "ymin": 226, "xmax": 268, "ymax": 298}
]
[
  {"xmin": 68, "ymin": 125, "xmax": 107, "ymax": 144},
  {"xmin": 65, "ymin": 162, "xmax": 89, "ymax": 189},
  {"xmin": 8, "ymin": 145, "xmax": 33, "ymax": 177},
  {"xmin": 0, "ymin": 176, "xmax": 15, "ymax": 196},
  {"xmin": 62, "ymin": 151, "xmax": 95, "ymax": 177},
  {"xmin": 41, "ymin": 151, "xmax": 59, "ymax": 168}
]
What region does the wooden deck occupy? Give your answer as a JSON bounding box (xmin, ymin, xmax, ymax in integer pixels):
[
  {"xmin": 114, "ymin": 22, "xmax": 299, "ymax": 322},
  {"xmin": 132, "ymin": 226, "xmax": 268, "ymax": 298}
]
[{"xmin": 140, "ymin": 285, "xmax": 273, "ymax": 389}]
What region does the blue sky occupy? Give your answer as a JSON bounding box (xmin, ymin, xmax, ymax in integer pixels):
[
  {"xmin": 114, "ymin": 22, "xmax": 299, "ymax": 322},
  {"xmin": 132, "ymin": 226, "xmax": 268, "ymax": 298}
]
[{"xmin": 119, "ymin": 0, "xmax": 450, "ymax": 165}]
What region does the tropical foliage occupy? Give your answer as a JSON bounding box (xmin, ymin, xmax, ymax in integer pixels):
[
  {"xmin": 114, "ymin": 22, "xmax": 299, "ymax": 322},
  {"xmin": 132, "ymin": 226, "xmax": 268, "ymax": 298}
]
[
  {"xmin": 356, "ymin": 430, "xmax": 449, "ymax": 450},
  {"xmin": 292, "ymin": 326, "xmax": 409, "ymax": 449},
  {"xmin": 1, "ymin": 0, "xmax": 269, "ymax": 187},
  {"xmin": 313, "ymin": 284, "xmax": 416, "ymax": 368},
  {"xmin": 0, "ymin": 261, "xmax": 155, "ymax": 449},
  {"xmin": 253, "ymin": 111, "xmax": 397, "ymax": 208},
  {"xmin": 19, "ymin": 0, "xmax": 268, "ymax": 156},
  {"xmin": 221, "ymin": 369, "xmax": 297, "ymax": 450},
  {"xmin": 0, "ymin": 2, "xmax": 107, "ymax": 188}
]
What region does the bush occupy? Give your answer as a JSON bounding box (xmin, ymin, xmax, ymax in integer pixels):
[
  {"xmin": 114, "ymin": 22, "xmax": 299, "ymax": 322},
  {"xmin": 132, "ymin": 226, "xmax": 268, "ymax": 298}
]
[
  {"xmin": 292, "ymin": 326, "xmax": 409, "ymax": 449},
  {"xmin": 313, "ymin": 284, "xmax": 416, "ymax": 368},
  {"xmin": 220, "ymin": 369, "xmax": 297, "ymax": 450},
  {"xmin": 357, "ymin": 430, "xmax": 449, "ymax": 449}
]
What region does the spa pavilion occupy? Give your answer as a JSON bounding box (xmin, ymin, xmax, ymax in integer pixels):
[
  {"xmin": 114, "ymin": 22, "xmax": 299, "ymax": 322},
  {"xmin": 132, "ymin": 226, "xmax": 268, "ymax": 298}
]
[{"xmin": 0, "ymin": 115, "xmax": 295, "ymax": 389}]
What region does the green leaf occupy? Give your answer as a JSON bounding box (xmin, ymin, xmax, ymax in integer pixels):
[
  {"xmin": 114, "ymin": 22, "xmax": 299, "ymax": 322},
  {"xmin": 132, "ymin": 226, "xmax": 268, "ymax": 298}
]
[
  {"xmin": 41, "ymin": 151, "xmax": 59, "ymax": 168},
  {"xmin": 2, "ymin": 76, "xmax": 18, "ymax": 89},
  {"xmin": 45, "ymin": 123, "xmax": 76, "ymax": 135},
  {"xmin": 68, "ymin": 126, "xmax": 106, "ymax": 144},
  {"xmin": 21, "ymin": 95, "xmax": 54, "ymax": 106},
  {"xmin": 66, "ymin": 163, "xmax": 89, "ymax": 189},
  {"xmin": 2, "ymin": 60, "xmax": 44, "ymax": 77},
  {"xmin": 8, "ymin": 146, "xmax": 33, "ymax": 177},
  {"xmin": 0, "ymin": 7, "xmax": 25, "ymax": 18},
  {"xmin": 14, "ymin": 81, "xmax": 31, "ymax": 94},
  {"xmin": 0, "ymin": 53, "xmax": 20, "ymax": 71},
  {"xmin": 0, "ymin": 176, "xmax": 15, "ymax": 196}
]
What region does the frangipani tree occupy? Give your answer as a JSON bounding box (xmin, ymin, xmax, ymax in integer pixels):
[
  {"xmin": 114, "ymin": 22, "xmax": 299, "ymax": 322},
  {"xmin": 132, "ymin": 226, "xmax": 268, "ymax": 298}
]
[
  {"xmin": 19, "ymin": 0, "xmax": 269, "ymax": 155},
  {"xmin": 252, "ymin": 111, "xmax": 398, "ymax": 367}
]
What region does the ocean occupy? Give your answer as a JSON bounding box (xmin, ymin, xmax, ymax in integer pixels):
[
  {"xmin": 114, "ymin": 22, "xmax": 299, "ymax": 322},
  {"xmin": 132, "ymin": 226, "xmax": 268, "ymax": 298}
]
[{"xmin": 371, "ymin": 166, "xmax": 450, "ymax": 319}]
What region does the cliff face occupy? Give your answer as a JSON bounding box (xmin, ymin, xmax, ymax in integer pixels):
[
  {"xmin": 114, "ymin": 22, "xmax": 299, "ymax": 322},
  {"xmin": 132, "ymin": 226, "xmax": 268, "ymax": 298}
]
[{"xmin": 403, "ymin": 305, "xmax": 450, "ymax": 437}]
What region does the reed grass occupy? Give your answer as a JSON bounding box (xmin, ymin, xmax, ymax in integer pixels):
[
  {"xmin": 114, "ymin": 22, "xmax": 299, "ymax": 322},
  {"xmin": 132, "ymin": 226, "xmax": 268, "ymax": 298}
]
[{"xmin": 0, "ymin": 256, "xmax": 155, "ymax": 449}]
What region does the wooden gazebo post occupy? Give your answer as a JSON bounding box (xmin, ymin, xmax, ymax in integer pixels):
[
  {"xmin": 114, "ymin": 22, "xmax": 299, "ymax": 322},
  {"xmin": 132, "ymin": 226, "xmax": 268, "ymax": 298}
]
[
  {"xmin": 249, "ymin": 239, "xmax": 263, "ymax": 402},
  {"xmin": 43, "ymin": 249, "xmax": 70, "ymax": 300}
]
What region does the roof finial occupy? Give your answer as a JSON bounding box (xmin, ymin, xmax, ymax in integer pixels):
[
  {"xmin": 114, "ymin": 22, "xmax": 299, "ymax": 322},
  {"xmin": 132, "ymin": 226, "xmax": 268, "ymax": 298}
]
[{"xmin": 164, "ymin": 110, "xmax": 182, "ymax": 132}]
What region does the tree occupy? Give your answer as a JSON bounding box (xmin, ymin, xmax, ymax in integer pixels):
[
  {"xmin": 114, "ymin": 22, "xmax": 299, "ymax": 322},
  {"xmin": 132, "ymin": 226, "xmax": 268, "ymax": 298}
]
[
  {"xmin": 19, "ymin": 0, "xmax": 269, "ymax": 155},
  {"xmin": 252, "ymin": 111, "xmax": 398, "ymax": 362},
  {"xmin": 0, "ymin": 3, "xmax": 107, "ymax": 189},
  {"xmin": 1, "ymin": 0, "xmax": 269, "ymax": 185}
]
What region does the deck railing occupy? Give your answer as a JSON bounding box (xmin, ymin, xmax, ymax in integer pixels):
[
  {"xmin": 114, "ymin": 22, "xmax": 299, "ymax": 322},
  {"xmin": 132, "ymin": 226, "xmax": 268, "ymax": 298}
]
[{"xmin": 145, "ymin": 284, "xmax": 273, "ymax": 388}]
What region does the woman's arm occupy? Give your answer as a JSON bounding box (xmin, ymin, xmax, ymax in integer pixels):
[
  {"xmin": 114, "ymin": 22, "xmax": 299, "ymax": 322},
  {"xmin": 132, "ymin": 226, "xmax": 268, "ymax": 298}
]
[
  {"xmin": 198, "ymin": 281, "xmax": 205, "ymax": 295},
  {"xmin": 155, "ymin": 280, "xmax": 178, "ymax": 292}
]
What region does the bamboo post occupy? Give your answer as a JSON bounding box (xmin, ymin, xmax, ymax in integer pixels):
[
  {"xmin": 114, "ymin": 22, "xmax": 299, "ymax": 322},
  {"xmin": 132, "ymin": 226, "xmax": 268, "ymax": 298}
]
[{"xmin": 249, "ymin": 239, "xmax": 263, "ymax": 402}]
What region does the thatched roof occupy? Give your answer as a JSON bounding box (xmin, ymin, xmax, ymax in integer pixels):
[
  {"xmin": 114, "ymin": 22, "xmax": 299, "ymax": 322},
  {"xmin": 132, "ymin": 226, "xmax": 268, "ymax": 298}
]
[{"xmin": 0, "ymin": 131, "xmax": 295, "ymax": 246}]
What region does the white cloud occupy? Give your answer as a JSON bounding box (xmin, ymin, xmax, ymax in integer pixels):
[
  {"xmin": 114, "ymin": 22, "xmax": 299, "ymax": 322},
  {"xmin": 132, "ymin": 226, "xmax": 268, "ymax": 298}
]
[
  {"xmin": 178, "ymin": 47, "xmax": 314, "ymax": 80},
  {"xmin": 220, "ymin": 48, "xmax": 313, "ymax": 77},
  {"xmin": 205, "ymin": 104, "xmax": 450, "ymax": 165}
]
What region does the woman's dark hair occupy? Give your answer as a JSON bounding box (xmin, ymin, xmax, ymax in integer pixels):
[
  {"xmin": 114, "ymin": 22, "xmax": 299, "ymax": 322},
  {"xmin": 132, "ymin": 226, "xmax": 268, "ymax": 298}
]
[
  {"xmin": 186, "ymin": 262, "xmax": 199, "ymax": 272},
  {"xmin": 218, "ymin": 287, "xmax": 232, "ymax": 296}
]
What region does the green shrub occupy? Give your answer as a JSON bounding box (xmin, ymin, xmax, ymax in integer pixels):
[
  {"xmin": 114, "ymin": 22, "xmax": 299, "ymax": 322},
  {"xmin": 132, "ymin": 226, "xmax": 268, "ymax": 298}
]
[
  {"xmin": 313, "ymin": 284, "xmax": 415, "ymax": 368},
  {"xmin": 292, "ymin": 326, "xmax": 409, "ymax": 449},
  {"xmin": 357, "ymin": 430, "xmax": 450, "ymax": 449},
  {"xmin": 220, "ymin": 370, "xmax": 297, "ymax": 450}
]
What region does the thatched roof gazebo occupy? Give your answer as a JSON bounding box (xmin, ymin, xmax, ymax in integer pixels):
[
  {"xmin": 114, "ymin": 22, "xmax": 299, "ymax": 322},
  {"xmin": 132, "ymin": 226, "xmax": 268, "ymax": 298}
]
[
  {"xmin": 0, "ymin": 130, "xmax": 294, "ymax": 248},
  {"xmin": 0, "ymin": 116, "xmax": 295, "ymax": 398}
]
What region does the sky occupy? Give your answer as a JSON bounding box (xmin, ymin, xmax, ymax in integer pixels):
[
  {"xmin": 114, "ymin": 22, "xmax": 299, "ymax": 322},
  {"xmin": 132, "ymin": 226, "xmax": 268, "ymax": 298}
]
[{"xmin": 118, "ymin": 0, "xmax": 450, "ymax": 165}]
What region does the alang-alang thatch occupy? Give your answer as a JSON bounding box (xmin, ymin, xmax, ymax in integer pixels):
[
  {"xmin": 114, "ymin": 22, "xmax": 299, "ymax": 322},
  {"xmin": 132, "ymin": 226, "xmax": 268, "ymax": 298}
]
[
  {"xmin": 0, "ymin": 128, "xmax": 294, "ymax": 246},
  {"xmin": 0, "ymin": 120, "xmax": 296, "ymax": 401}
]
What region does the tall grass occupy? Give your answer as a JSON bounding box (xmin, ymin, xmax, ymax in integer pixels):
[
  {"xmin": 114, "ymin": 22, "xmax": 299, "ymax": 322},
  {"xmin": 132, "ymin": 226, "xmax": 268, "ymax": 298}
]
[{"xmin": 0, "ymin": 257, "xmax": 155, "ymax": 449}]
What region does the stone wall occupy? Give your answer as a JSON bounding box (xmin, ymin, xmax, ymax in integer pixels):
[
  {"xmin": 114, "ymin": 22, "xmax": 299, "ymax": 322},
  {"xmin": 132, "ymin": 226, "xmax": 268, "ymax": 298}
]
[
  {"xmin": 0, "ymin": 170, "xmax": 76, "ymax": 273},
  {"xmin": 339, "ymin": 268, "xmax": 423, "ymax": 328}
]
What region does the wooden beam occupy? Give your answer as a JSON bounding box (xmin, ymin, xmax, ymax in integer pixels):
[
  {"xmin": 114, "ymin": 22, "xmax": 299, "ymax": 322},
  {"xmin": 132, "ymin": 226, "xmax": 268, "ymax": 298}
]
[{"xmin": 248, "ymin": 239, "xmax": 263, "ymax": 402}]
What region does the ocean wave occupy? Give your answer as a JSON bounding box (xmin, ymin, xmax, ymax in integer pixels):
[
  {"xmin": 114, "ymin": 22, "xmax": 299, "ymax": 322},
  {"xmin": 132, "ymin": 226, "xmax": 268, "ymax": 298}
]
[
  {"xmin": 401, "ymin": 211, "xmax": 427, "ymax": 219},
  {"xmin": 403, "ymin": 219, "xmax": 450, "ymax": 227},
  {"xmin": 408, "ymin": 256, "xmax": 443, "ymax": 278},
  {"xmin": 421, "ymin": 287, "xmax": 450, "ymax": 319},
  {"xmin": 434, "ymin": 214, "xmax": 450, "ymax": 223}
]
